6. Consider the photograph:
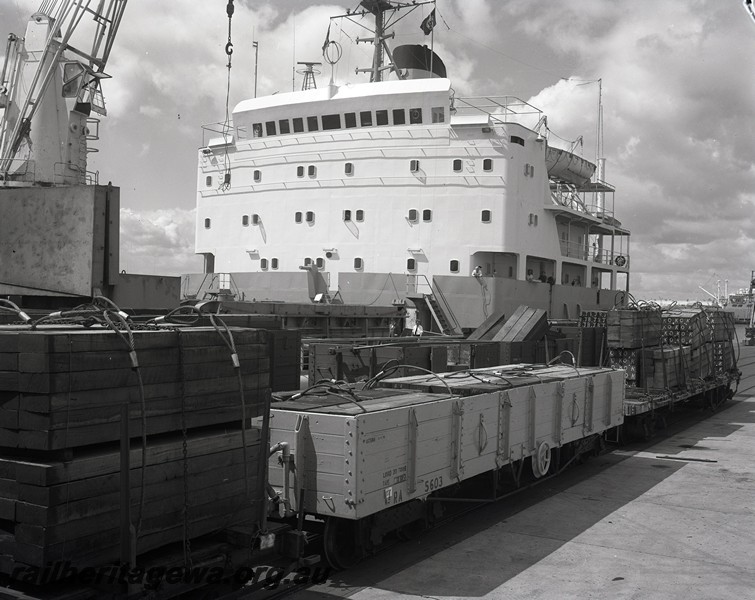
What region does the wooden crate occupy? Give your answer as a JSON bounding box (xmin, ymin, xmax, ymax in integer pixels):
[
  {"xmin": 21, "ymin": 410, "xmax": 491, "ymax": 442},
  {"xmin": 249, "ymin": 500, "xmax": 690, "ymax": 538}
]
[{"xmin": 606, "ymin": 308, "xmax": 662, "ymax": 348}]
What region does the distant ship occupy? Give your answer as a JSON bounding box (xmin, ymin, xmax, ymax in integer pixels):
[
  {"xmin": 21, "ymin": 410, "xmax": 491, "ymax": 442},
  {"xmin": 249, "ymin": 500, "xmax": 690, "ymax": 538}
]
[
  {"xmin": 184, "ymin": 0, "xmax": 631, "ymax": 331},
  {"xmin": 724, "ymin": 271, "xmax": 755, "ymax": 324}
]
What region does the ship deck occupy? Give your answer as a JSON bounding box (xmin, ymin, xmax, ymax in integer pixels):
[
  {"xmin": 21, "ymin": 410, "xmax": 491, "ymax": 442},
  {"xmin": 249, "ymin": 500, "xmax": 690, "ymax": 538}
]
[{"xmin": 287, "ymin": 334, "xmax": 755, "ymax": 599}]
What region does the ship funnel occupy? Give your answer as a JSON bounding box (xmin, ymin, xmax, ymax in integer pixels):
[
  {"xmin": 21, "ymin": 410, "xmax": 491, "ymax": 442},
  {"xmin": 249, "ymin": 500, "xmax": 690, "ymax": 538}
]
[{"xmin": 393, "ymin": 45, "xmax": 446, "ymax": 80}]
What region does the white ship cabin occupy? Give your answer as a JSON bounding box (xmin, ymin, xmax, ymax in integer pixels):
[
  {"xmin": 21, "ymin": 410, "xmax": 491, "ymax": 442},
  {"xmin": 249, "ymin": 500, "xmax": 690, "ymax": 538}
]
[{"xmin": 191, "ymin": 75, "xmax": 630, "ymax": 329}]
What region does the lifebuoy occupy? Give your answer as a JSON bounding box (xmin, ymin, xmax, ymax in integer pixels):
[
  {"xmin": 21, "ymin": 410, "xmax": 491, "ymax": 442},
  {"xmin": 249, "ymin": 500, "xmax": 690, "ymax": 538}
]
[{"xmin": 615, "ymin": 255, "xmax": 626, "ymax": 267}]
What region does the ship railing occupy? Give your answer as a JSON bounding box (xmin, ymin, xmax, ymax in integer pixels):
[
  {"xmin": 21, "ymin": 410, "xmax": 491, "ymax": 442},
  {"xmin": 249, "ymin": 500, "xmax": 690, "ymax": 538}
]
[
  {"xmin": 453, "ymin": 95, "xmax": 543, "ymax": 129},
  {"xmin": 559, "ymin": 240, "xmax": 629, "ymax": 267},
  {"xmin": 201, "ymin": 122, "xmax": 235, "ymax": 147}
]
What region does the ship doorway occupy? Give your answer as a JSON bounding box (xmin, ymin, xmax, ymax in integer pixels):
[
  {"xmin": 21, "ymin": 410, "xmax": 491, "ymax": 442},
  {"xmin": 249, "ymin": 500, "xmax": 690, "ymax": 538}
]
[
  {"xmin": 561, "ymin": 262, "xmax": 586, "ymax": 287},
  {"xmin": 470, "ymin": 252, "xmax": 517, "ymax": 278},
  {"xmin": 526, "ymin": 256, "xmax": 555, "ymax": 284}
]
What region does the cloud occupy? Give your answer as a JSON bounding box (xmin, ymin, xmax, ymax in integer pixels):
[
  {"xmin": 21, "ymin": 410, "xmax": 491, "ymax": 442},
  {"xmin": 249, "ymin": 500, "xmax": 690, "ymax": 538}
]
[
  {"xmin": 119, "ymin": 208, "xmax": 203, "ymax": 276},
  {"xmin": 3, "ymin": 1, "xmax": 754, "ymax": 301}
]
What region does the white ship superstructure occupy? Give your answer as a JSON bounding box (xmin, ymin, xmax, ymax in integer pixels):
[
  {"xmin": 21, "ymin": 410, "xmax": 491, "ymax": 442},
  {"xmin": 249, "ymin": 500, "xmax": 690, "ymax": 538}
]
[{"xmin": 188, "ymin": 1, "xmax": 630, "ymax": 330}]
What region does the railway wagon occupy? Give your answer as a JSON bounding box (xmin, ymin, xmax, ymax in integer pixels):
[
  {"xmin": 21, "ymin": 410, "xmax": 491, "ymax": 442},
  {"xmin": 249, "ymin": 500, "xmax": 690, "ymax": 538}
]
[{"xmin": 268, "ymin": 364, "xmax": 624, "ymax": 567}]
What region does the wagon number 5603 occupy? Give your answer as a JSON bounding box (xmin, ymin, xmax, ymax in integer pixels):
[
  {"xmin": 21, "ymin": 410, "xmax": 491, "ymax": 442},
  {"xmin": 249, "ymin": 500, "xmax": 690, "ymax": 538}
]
[{"xmin": 424, "ymin": 475, "xmax": 443, "ymax": 493}]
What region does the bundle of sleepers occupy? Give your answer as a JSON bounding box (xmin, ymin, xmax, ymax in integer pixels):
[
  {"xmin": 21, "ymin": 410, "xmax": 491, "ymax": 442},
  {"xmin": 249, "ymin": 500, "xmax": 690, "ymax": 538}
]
[{"xmin": 0, "ymin": 324, "xmax": 270, "ymax": 576}]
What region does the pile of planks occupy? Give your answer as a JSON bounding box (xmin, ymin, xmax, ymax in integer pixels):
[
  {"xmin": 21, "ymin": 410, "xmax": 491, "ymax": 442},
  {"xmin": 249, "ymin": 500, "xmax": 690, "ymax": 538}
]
[
  {"xmin": 469, "ymin": 306, "xmax": 550, "ymax": 365},
  {"xmin": 0, "ymin": 324, "xmax": 270, "ymax": 577}
]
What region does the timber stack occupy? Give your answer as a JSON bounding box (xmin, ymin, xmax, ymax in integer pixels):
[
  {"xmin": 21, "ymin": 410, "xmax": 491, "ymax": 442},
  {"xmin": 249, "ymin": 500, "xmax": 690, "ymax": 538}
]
[{"xmin": 0, "ymin": 324, "xmax": 271, "ymax": 579}]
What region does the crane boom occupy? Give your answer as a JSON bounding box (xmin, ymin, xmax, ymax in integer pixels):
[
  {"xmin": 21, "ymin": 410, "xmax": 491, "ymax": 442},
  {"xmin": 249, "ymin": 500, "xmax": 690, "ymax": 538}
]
[{"xmin": 0, "ymin": 0, "xmax": 127, "ymax": 186}]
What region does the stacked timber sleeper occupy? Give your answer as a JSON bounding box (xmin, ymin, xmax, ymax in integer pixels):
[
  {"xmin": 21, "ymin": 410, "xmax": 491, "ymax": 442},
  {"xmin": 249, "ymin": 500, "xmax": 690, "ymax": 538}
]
[{"xmin": 0, "ymin": 325, "xmax": 270, "ymax": 579}]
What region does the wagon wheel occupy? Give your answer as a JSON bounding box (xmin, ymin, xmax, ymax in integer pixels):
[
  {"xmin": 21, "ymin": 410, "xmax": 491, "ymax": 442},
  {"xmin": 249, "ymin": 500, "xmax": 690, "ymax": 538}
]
[
  {"xmin": 531, "ymin": 441, "xmax": 552, "ymax": 479},
  {"xmin": 323, "ymin": 517, "xmax": 362, "ymax": 570}
]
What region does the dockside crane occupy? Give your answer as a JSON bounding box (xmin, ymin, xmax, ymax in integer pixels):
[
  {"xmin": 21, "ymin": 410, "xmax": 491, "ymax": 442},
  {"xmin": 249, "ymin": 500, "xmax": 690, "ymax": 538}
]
[{"xmin": 0, "ymin": 0, "xmax": 127, "ymax": 186}]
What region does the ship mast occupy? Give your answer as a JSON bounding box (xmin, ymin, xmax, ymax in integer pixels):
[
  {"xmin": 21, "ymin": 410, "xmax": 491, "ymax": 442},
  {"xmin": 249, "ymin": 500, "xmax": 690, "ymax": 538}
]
[{"xmin": 330, "ymin": 0, "xmax": 435, "ymax": 83}]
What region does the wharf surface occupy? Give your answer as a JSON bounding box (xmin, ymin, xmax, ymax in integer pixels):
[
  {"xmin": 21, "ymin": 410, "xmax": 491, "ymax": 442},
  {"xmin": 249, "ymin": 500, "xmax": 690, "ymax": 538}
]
[{"xmin": 287, "ymin": 338, "xmax": 755, "ymax": 600}]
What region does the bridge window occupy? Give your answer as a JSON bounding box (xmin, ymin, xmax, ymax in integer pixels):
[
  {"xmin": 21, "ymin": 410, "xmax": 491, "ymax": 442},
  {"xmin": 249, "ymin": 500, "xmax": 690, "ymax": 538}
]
[
  {"xmin": 307, "ymin": 116, "xmax": 319, "ymax": 131},
  {"xmin": 376, "ymin": 109, "xmax": 389, "ymax": 126},
  {"xmin": 450, "ymin": 260, "xmax": 460, "ymax": 273},
  {"xmin": 345, "ymin": 112, "xmax": 357, "ymax": 128},
  {"xmin": 431, "ymin": 107, "xmax": 444, "ymax": 123},
  {"xmin": 409, "ymin": 108, "xmax": 422, "ymax": 124},
  {"xmin": 265, "ymin": 121, "xmax": 276, "ymax": 136},
  {"xmin": 279, "ymin": 119, "xmax": 291, "ymax": 134},
  {"xmin": 511, "ymin": 135, "xmax": 525, "ymax": 146},
  {"xmin": 293, "ymin": 117, "xmax": 304, "ymax": 133},
  {"xmin": 322, "ymin": 113, "xmax": 341, "ymax": 130},
  {"xmin": 252, "ymin": 123, "xmax": 262, "ymax": 137},
  {"xmin": 392, "ymin": 109, "xmax": 406, "ymax": 125},
  {"xmin": 360, "ymin": 111, "xmax": 372, "ymax": 127}
]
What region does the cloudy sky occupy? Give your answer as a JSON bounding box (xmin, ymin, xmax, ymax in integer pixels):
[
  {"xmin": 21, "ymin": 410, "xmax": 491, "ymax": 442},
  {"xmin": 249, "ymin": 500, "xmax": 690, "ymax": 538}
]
[{"xmin": 1, "ymin": 0, "xmax": 754, "ymax": 301}]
